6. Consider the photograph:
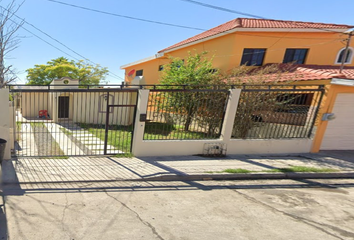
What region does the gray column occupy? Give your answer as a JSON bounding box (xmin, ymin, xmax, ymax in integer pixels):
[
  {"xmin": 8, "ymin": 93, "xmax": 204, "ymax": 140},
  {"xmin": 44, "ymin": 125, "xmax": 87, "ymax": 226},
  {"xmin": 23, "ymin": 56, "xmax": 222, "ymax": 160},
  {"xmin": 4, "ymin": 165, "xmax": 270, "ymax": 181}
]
[
  {"xmin": 220, "ymin": 89, "xmax": 241, "ymax": 144},
  {"xmin": 131, "ymin": 89, "xmax": 150, "ymax": 155}
]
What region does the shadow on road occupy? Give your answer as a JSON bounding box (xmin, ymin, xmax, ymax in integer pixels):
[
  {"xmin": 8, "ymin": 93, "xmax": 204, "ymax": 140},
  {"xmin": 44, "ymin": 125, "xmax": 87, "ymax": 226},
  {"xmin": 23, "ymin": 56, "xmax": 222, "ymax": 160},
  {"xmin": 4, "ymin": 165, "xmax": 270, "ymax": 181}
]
[
  {"xmin": 1, "ymin": 164, "xmax": 8, "ymax": 240},
  {"xmin": 2, "ymin": 178, "xmax": 354, "ymax": 197},
  {"xmin": 0, "ymin": 204, "xmax": 8, "ymax": 240}
]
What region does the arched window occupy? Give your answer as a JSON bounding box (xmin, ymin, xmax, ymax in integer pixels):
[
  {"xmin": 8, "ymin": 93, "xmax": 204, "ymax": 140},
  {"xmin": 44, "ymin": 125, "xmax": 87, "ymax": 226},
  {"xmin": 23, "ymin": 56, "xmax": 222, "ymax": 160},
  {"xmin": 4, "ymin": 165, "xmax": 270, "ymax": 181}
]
[{"xmin": 335, "ymin": 47, "xmax": 353, "ymax": 64}]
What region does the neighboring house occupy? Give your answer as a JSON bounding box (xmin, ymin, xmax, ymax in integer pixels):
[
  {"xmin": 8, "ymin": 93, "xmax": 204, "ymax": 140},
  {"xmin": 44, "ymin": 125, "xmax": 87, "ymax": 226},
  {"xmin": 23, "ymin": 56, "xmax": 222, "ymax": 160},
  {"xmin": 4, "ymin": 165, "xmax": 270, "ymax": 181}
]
[
  {"xmin": 311, "ymin": 78, "xmax": 354, "ymax": 151},
  {"xmin": 121, "ymin": 18, "xmax": 354, "ymax": 85},
  {"xmin": 242, "ymin": 64, "xmax": 354, "ymax": 132},
  {"xmin": 16, "ymin": 77, "xmax": 135, "ymax": 125}
]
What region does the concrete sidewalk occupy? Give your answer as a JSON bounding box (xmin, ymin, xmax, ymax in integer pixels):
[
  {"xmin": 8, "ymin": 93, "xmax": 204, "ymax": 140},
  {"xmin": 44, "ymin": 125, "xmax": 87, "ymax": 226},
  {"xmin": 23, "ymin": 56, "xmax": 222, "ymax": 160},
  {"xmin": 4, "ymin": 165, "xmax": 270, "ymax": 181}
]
[{"xmin": 2, "ymin": 151, "xmax": 354, "ymax": 184}]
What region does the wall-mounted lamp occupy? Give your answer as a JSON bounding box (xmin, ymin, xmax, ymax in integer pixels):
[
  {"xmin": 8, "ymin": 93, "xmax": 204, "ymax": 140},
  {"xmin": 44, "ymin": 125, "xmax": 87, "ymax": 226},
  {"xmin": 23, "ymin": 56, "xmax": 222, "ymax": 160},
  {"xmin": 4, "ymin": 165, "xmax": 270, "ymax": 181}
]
[{"xmin": 322, "ymin": 113, "xmax": 336, "ymax": 121}]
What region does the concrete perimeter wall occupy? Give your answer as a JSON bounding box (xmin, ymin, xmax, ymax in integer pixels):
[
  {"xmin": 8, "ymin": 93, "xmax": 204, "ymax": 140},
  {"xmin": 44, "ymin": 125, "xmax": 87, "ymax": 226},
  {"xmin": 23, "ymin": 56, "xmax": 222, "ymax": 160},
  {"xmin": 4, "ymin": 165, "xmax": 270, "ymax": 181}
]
[
  {"xmin": 0, "ymin": 89, "xmax": 11, "ymax": 160},
  {"xmin": 132, "ymin": 89, "xmax": 314, "ymax": 157}
]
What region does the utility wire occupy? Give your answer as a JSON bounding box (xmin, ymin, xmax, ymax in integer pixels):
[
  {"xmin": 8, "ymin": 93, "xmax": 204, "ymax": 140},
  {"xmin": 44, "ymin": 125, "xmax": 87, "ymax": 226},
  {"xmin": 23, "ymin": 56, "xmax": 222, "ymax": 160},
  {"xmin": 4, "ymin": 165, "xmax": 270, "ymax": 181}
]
[
  {"xmin": 179, "ymin": 0, "xmax": 265, "ymax": 19},
  {"xmin": 7, "ymin": 18, "xmax": 79, "ymax": 60},
  {"xmin": 47, "ymin": 0, "xmax": 350, "ymax": 39},
  {"xmin": 20, "ymin": 22, "xmax": 122, "ymax": 81},
  {"xmin": 0, "ymin": 5, "xmax": 124, "ymax": 81},
  {"xmin": 47, "ymin": 0, "xmax": 206, "ymax": 31},
  {"xmin": 45, "ymin": 0, "xmax": 351, "ymax": 73},
  {"xmin": 179, "ymin": 0, "xmax": 352, "ymax": 34}
]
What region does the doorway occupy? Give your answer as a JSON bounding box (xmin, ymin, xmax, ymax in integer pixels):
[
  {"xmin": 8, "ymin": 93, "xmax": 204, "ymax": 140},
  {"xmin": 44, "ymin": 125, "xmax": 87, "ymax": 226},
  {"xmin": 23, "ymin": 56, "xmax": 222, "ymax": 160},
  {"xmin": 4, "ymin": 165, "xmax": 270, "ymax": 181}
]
[{"xmin": 58, "ymin": 96, "xmax": 69, "ymax": 118}]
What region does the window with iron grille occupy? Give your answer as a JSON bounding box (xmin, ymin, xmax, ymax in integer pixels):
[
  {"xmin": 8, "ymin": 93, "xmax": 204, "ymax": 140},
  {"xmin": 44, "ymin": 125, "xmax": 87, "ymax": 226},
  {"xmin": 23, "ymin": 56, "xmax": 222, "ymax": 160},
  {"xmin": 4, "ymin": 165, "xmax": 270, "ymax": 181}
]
[
  {"xmin": 283, "ymin": 49, "xmax": 308, "ymax": 64},
  {"xmin": 240, "ymin": 48, "xmax": 266, "ymax": 66}
]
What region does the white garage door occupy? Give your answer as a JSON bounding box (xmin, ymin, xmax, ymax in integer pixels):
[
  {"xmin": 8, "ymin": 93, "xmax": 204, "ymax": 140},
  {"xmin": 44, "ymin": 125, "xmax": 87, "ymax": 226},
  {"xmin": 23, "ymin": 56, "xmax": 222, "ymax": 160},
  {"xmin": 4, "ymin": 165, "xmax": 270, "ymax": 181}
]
[{"xmin": 321, "ymin": 93, "xmax": 354, "ymax": 150}]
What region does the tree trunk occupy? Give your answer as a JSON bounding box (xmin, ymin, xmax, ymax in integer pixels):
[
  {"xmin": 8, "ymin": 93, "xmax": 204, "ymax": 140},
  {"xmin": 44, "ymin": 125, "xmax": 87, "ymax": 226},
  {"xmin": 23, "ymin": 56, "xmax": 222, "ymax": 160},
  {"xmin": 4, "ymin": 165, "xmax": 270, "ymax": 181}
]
[
  {"xmin": 184, "ymin": 114, "xmax": 192, "ymax": 131},
  {"xmin": 184, "ymin": 106, "xmax": 195, "ymax": 131}
]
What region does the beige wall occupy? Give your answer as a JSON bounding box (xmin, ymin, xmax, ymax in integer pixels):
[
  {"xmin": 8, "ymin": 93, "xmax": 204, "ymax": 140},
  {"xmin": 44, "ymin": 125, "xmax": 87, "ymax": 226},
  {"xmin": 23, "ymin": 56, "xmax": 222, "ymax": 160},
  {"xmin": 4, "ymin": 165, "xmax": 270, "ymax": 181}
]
[
  {"xmin": 9, "ymin": 104, "xmax": 14, "ymax": 150},
  {"xmin": 71, "ymin": 92, "xmax": 136, "ymax": 125},
  {"xmin": 132, "ymin": 139, "xmax": 312, "ymax": 157},
  {"xmin": 0, "ymin": 89, "xmax": 11, "ymax": 160},
  {"xmin": 20, "ymin": 91, "xmax": 136, "ymax": 126},
  {"xmin": 21, "ymin": 92, "xmax": 50, "ymax": 118}
]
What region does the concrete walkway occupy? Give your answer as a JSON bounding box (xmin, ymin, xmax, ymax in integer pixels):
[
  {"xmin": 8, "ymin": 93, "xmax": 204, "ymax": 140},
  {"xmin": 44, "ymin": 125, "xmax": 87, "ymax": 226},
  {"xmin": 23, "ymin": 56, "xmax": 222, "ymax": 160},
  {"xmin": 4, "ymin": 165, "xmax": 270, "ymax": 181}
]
[
  {"xmin": 2, "ymin": 151, "xmax": 354, "ymax": 184},
  {"xmin": 57, "ymin": 121, "xmax": 120, "ymax": 155},
  {"xmin": 16, "ymin": 120, "xmax": 120, "ymax": 156}
]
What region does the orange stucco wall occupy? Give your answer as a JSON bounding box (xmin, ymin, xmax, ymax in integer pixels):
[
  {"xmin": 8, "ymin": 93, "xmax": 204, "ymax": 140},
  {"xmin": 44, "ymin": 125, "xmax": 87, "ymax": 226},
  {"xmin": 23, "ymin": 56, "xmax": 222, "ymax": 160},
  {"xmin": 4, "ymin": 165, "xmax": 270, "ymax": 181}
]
[
  {"xmin": 122, "ymin": 31, "xmax": 352, "ymax": 84},
  {"xmin": 311, "ymin": 84, "xmax": 354, "ymax": 152}
]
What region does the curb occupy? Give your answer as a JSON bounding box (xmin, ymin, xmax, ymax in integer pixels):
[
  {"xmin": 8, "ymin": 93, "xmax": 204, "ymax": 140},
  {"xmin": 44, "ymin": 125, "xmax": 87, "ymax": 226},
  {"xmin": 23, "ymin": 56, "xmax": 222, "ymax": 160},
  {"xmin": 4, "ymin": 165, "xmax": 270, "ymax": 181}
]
[
  {"xmin": 2, "ymin": 172, "xmax": 354, "ymax": 185},
  {"xmin": 139, "ymin": 172, "xmax": 354, "ymax": 181}
]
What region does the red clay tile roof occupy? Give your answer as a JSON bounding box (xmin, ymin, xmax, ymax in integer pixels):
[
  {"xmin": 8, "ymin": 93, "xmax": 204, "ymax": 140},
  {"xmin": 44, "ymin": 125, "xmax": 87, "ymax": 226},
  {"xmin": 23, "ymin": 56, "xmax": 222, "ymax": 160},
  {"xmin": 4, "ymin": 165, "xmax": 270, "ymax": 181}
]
[
  {"xmin": 245, "ymin": 64, "xmax": 354, "ymax": 83},
  {"xmin": 158, "ymin": 18, "xmax": 354, "ymax": 53},
  {"xmin": 238, "ymin": 18, "xmax": 353, "ymax": 29}
]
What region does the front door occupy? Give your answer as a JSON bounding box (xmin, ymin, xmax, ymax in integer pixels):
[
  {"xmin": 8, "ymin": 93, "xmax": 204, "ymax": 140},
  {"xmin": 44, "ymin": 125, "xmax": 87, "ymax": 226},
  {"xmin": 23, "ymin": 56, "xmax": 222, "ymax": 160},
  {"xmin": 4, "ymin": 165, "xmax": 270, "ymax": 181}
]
[{"xmin": 58, "ymin": 96, "xmax": 69, "ymax": 118}]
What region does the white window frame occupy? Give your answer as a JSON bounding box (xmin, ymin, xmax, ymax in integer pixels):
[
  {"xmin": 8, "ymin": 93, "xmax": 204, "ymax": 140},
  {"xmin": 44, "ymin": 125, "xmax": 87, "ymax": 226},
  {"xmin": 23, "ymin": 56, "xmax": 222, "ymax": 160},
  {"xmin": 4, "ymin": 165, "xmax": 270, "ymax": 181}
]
[{"xmin": 335, "ymin": 47, "xmax": 354, "ymax": 65}]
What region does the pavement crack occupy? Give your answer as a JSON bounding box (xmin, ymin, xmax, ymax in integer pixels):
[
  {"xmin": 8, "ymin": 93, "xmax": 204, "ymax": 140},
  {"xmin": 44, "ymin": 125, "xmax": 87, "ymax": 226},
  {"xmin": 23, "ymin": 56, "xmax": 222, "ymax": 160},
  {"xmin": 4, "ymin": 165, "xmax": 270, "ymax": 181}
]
[
  {"xmin": 60, "ymin": 192, "xmax": 71, "ymax": 238},
  {"xmin": 230, "ymin": 188, "xmax": 350, "ymax": 240},
  {"xmin": 104, "ymin": 191, "xmax": 164, "ymax": 240}
]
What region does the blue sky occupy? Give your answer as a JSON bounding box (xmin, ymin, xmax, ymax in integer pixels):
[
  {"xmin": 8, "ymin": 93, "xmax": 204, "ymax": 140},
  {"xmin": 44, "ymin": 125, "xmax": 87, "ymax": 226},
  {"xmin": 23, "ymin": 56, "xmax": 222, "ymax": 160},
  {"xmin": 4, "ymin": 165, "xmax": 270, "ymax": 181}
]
[{"xmin": 3, "ymin": 0, "xmax": 354, "ymax": 84}]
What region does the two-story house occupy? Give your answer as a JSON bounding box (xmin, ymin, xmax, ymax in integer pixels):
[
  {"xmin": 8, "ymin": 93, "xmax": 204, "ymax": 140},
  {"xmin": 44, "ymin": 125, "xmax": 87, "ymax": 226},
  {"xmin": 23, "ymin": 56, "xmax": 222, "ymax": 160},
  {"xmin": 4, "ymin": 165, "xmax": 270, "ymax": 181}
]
[
  {"xmin": 121, "ymin": 18, "xmax": 354, "ymax": 85},
  {"xmin": 121, "ymin": 18, "xmax": 354, "ymax": 152}
]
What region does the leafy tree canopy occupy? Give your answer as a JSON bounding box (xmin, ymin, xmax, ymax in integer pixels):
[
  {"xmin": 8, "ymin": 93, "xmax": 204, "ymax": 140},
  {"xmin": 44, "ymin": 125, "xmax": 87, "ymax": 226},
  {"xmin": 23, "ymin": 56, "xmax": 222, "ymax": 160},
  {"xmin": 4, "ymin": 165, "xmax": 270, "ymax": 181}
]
[
  {"xmin": 159, "ymin": 51, "xmax": 216, "ymax": 86},
  {"xmin": 26, "ymin": 57, "xmax": 109, "ymax": 85},
  {"xmin": 158, "ymin": 52, "xmax": 219, "ymax": 131}
]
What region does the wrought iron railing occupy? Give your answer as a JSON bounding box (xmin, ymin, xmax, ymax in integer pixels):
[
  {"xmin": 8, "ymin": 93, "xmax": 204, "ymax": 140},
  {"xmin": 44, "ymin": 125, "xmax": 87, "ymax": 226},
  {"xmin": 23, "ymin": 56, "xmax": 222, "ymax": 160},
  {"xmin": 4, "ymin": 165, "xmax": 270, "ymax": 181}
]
[
  {"xmin": 232, "ymin": 85, "xmax": 325, "ymax": 139},
  {"xmin": 144, "ymin": 89, "xmax": 229, "ymax": 140}
]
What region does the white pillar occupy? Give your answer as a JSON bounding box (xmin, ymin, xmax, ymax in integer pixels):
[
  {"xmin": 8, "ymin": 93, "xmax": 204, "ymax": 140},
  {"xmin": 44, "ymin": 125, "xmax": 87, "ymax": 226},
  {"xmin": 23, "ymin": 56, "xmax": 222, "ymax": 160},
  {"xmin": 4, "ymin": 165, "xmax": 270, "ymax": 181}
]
[
  {"xmin": 131, "ymin": 89, "xmax": 150, "ymax": 155},
  {"xmin": 0, "ymin": 88, "xmax": 11, "ymax": 160},
  {"xmin": 220, "ymin": 88, "xmax": 241, "ymax": 144},
  {"xmin": 52, "ymin": 92, "xmax": 58, "ymax": 122}
]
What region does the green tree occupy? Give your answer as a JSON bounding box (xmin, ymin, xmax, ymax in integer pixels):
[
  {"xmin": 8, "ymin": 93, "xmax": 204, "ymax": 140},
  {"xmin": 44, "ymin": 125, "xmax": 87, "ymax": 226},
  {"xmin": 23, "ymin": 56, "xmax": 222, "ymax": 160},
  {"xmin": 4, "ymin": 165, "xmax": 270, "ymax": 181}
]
[
  {"xmin": 158, "ymin": 51, "xmax": 217, "ymax": 131},
  {"xmin": 26, "ymin": 57, "xmax": 108, "ymax": 85},
  {"xmin": 158, "ymin": 52, "xmax": 295, "ymax": 137}
]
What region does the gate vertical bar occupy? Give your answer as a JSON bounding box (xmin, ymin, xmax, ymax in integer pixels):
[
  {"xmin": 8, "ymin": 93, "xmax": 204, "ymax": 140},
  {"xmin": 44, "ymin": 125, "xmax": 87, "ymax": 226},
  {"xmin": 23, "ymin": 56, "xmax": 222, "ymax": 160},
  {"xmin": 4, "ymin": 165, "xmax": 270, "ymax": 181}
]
[
  {"xmin": 307, "ymin": 86, "xmax": 325, "ymax": 138},
  {"xmin": 130, "ymin": 91, "xmax": 139, "ymax": 153},
  {"xmin": 104, "ymin": 91, "xmax": 110, "ymax": 155}
]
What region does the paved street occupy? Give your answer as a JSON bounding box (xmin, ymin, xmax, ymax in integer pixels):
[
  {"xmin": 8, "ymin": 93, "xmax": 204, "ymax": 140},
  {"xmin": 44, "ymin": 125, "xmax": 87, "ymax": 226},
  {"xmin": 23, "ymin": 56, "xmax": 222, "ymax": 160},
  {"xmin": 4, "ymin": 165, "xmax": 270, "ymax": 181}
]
[
  {"xmin": 1, "ymin": 151, "xmax": 354, "ymax": 239},
  {"xmin": 1, "ymin": 179, "xmax": 354, "ymax": 240}
]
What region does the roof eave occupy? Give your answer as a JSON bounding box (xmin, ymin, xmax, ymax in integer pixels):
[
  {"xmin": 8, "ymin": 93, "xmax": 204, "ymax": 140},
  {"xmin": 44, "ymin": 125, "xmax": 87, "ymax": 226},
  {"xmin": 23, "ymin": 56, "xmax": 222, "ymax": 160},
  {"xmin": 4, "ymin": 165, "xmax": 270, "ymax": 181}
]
[
  {"xmin": 331, "ymin": 78, "xmax": 354, "ymax": 86},
  {"xmin": 120, "ymin": 55, "xmax": 157, "ymax": 69},
  {"xmin": 158, "ymin": 27, "xmax": 351, "ymax": 54},
  {"xmin": 159, "ymin": 28, "xmax": 239, "ymax": 54}
]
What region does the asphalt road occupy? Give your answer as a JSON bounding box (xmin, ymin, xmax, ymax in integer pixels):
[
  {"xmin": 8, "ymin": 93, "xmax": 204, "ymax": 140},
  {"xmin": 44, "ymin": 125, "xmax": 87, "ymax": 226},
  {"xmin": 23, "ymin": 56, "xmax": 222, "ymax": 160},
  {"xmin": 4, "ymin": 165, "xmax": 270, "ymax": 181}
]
[{"xmin": 1, "ymin": 179, "xmax": 354, "ymax": 240}]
